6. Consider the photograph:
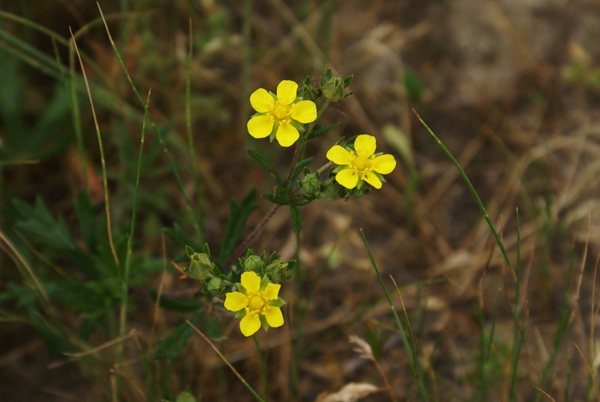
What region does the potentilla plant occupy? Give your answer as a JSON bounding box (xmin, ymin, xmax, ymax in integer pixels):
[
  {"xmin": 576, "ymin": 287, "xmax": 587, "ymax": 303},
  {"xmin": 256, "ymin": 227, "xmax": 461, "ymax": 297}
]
[
  {"xmin": 149, "ymin": 69, "xmax": 399, "ymax": 402},
  {"xmin": 164, "ymin": 70, "xmax": 397, "ymax": 343}
]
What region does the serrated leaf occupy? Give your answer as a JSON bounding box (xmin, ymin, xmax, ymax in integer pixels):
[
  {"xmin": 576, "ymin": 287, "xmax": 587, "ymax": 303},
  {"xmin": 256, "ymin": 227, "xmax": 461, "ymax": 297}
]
[
  {"xmin": 148, "ymin": 289, "xmax": 201, "ymax": 312},
  {"xmin": 246, "ymin": 149, "xmax": 282, "ymax": 185},
  {"xmin": 152, "ymin": 309, "xmax": 204, "ymax": 364},
  {"xmin": 218, "ymin": 187, "xmax": 259, "ymax": 267},
  {"xmin": 307, "ymin": 122, "xmax": 339, "ymax": 140},
  {"xmin": 13, "ymin": 197, "xmax": 96, "ymax": 276},
  {"xmin": 290, "ymin": 204, "xmax": 302, "ymax": 235}
]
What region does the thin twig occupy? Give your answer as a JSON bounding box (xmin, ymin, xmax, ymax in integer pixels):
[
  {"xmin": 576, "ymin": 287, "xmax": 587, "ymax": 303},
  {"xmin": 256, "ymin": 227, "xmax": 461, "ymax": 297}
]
[
  {"xmin": 532, "ymin": 385, "xmax": 557, "ymax": 402},
  {"xmin": 572, "ymin": 342, "xmax": 600, "ymax": 402},
  {"xmin": 187, "ymin": 321, "xmax": 265, "ymax": 402},
  {"xmin": 224, "ymin": 204, "xmax": 281, "ymax": 268}
]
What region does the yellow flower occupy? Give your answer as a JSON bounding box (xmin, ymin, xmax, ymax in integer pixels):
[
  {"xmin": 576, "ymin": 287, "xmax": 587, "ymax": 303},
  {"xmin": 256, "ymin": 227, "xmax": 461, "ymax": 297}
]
[
  {"xmin": 224, "ymin": 271, "xmax": 285, "ymax": 337},
  {"xmin": 326, "ymin": 134, "xmax": 396, "ymax": 189},
  {"xmin": 247, "ymin": 80, "xmax": 317, "ymax": 147}
]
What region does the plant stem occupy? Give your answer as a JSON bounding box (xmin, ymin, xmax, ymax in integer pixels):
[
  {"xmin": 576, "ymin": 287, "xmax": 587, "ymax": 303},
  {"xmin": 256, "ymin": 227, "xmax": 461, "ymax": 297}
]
[
  {"xmin": 188, "ymin": 322, "xmax": 265, "ymax": 402},
  {"xmin": 186, "ymin": 19, "xmax": 206, "ymax": 243},
  {"xmin": 253, "ymin": 334, "xmax": 269, "ymax": 402},
  {"xmin": 70, "ymin": 27, "xmax": 119, "ymax": 267},
  {"xmin": 224, "ymin": 204, "xmax": 281, "ymax": 269},
  {"xmin": 413, "ymin": 109, "xmax": 512, "ymax": 270},
  {"xmin": 360, "ymin": 229, "xmax": 428, "ymax": 401}
]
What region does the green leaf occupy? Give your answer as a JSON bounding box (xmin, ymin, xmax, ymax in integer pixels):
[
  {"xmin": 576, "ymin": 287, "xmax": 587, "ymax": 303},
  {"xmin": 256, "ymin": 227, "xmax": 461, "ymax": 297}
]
[
  {"xmin": 218, "ymin": 187, "xmax": 259, "ymax": 266},
  {"xmin": 204, "ymin": 316, "xmax": 225, "ymax": 340},
  {"xmin": 290, "ymin": 157, "xmax": 314, "ymax": 185},
  {"xmin": 307, "ymin": 122, "xmax": 339, "ymax": 140},
  {"xmin": 290, "ymin": 204, "xmax": 302, "ymax": 235},
  {"xmin": 402, "ymin": 68, "xmax": 423, "ymax": 103},
  {"xmin": 175, "ymin": 390, "xmax": 198, "ymax": 402},
  {"xmin": 246, "ymin": 149, "xmax": 282, "ymax": 185},
  {"xmin": 162, "ymin": 223, "xmax": 202, "ymax": 251},
  {"xmin": 153, "ymin": 309, "xmax": 205, "ymax": 364},
  {"xmin": 343, "ymin": 74, "xmax": 354, "ymax": 88},
  {"xmin": 13, "ymin": 197, "xmax": 96, "ymax": 276},
  {"xmin": 260, "ymin": 193, "xmax": 289, "ymax": 205},
  {"xmin": 73, "ymin": 190, "xmax": 97, "ymax": 251},
  {"xmin": 185, "ymin": 246, "xmax": 195, "ymax": 257},
  {"xmin": 148, "ymin": 289, "xmax": 202, "ymax": 312}
]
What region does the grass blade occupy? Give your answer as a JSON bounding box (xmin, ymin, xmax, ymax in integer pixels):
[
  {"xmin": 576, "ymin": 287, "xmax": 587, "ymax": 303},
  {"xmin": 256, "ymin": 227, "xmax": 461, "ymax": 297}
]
[
  {"xmin": 96, "ymin": 2, "xmax": 202, "ymax": 241},
  {"xmin": 413, "ymin": 109, "xmax": 512, "ymax": 270},
  {"xmin": 70, "ymin": 27, "xmax": 119, "ymax": 267},
  {"xmin": 360, "ymin": 229, "xmax": 428, "ymax": 401}
]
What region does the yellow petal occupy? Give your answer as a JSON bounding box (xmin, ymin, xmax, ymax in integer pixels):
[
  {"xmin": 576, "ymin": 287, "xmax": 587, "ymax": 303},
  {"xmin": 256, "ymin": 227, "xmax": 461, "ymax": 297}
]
[
  {"xmin": 327, "ymin": 145, "xmax": 354, "ymax": 166},
  {"xmin": 362, "ymin": 171, "xmax": 382, "ymax": 189},
  {"xmin": 275, "ymin": 123, "xmax": 299, "ymax": 147},
  {"xmin": 250, "ymin": 88, "xmax": 274, "ymax": 113},
  {"xmin": 354, "ymin": 135, "xmax": 376, "ymax": 158},
  {"xmin": 241, "ymin": 271, "xmax": 261, "ymax": 293},
  {"xmin": 336, "ymin": 169, "xmax": 359, "ymax": 189},
  {"xmin": 289, "ymin": 100, "xmax": 317, "ymax": 124},
  {"xmin": 240, "ymin": 314, "xmax": 261, "ymax": 337},
  {"xmin": 276, "ymin": 80, "xmax": 298, "ymax": 106},
  {"xmin": 371, "ymin": 154, "xmax": 396, "ymax": 175},
  {"xmin": 224, "ymin": 292, "xmax": 248, "ymax": 312},
  {"xmin": 264, "ymin": 306, "xmax": 284, "ymax": 328},
  {"xmin": 264, "ymin": 283, "xmax": 281, "ymax": 300},
  {"xmin": 247, "ymin": 116, "xmax": 274, "ymax": 139}
]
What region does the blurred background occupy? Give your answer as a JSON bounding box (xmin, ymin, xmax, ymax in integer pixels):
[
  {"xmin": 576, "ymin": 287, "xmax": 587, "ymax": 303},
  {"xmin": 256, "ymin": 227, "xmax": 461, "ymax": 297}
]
[{"xmin": 2, "ymin": 0, "xmax": 600, "ymax": 401}]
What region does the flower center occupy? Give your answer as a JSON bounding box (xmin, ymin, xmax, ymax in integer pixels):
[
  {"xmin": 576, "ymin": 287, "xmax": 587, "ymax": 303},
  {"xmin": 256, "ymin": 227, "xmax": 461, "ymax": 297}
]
[
  {"xmin": 249, "ymin": 294, "xmax": 265, "ymax": 311},
  {"xmin": 351, "ymin": 155, "xmax": 372, "ymax": 172},
  {"xmin": 272, "ymin": 104, "xmax": 290, "ymax": 122}
]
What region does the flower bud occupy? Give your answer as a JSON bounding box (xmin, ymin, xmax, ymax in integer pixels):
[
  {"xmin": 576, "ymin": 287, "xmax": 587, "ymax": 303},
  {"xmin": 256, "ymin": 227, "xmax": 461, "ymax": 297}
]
[
  {"xmin": 300, "ymin": 173, "xmax": 321, "ymax": 194},
  {"xmin": 244, "ymin": 255, "xmax": 264, "ymax": 271},
  {"xmin": 189, "ymin": 252, "xmax": 213, "ymax": 279}
]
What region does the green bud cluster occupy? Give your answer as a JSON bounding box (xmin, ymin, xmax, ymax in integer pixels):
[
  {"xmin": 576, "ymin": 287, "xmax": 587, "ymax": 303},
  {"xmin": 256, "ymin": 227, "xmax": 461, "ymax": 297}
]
[
  {"xmin": 299, "ymin": 167, "xmax": 371, "ymax": 202},
  {"xmin": 239, "ymin": 249, "xmax": 295, "ymax": 284}
]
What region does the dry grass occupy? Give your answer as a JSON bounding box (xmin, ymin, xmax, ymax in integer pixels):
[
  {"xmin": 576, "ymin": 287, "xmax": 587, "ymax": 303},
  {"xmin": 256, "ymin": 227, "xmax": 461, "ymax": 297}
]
[{"xmin": 2, "ymin": 0, "xmax": 600, "ymax": 401}]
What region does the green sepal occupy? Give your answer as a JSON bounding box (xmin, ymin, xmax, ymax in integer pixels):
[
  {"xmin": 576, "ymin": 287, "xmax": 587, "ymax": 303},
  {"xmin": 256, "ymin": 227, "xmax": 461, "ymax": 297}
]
[
  {"xmin": 185, "ymin": 245, "xmax": 195, "ymax": 257},
  {"xmin": 259, "ymin": 315, "xmax": 269, "ymax": 332},
  {"xmin": 343, "ymin": 74, "xmax": 354, "ymax": 88},
  {"xmin": 207, "ymin": 277, "xmax": 223, "ymax": 292},
  {"xmin": 269, "ymin": 297, "xmax": 287, "ymax": 308},
  {"xmin": 260, "ymin": 274, "xmax": 271, "ymax": 290},
  {"xmin": 268, "ymin": 251, "xmax": 279, "ymax": 264}
]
